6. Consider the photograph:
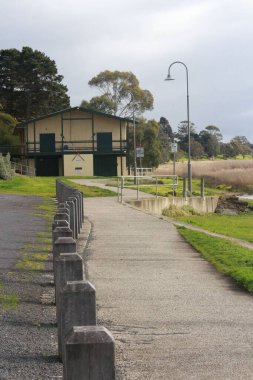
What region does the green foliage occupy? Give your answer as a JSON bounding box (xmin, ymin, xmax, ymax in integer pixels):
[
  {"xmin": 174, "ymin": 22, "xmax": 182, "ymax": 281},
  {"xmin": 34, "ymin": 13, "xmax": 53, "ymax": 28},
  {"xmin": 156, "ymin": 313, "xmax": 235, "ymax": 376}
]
[
  {"xmin": 162, "ymin": 205, "xmax": 202, "ymax": 217},
  {"xmin": 81, "ymin": 95, "xmax": 115, "ymax": 114},
  {"xmin": 0, "ymin": 153, "xmax": 15, "ymax": 179},
  {"xmin": 81, "ymin": 70, "xmax": 153, "ymax": 117},
  {"xmin": 178, "ymin": 227, "xmax": 253, "ymax": 292},
  {"xmin": 230, "ymin": 136, "xmax": 251, "ymax": 158},
  {"xmin": 0, "ymin": 47, "xmax": 70, "ymax": 120},
  {"xmin": 205, "ymin": 125, "xmax": 223, "ymax": 142},
  {"xmin": 190, "ymin": 139, "xmax": 205, "ymax": 159},
  {"xmin": 176, "ymin": 121, "xmax": 196, "ymax": 140},
  {"xmin": 128, "ymin": 118, "xmax": 161, "ymax": 168},
  {"xmin": 159, "ymin": 117, "xmax": 174, "ymax": 163},
  {"xmin": 0, "ymin": 112, "xmax": 19, "ymax": 146},
  {"xmin": 199, "ymin": 128, "xmax": 220, "ymax": 158},
  {"xmin": 0, "ymin": 112, "xmax": 17, "ymax": 132}
]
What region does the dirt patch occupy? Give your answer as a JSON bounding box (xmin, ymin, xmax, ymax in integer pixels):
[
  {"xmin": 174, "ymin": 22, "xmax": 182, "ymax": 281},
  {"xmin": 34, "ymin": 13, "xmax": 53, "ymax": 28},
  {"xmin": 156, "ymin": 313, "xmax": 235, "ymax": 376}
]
[{"xmin": 215, "ymin": 194, "xmax": 250, "ymax": 215}]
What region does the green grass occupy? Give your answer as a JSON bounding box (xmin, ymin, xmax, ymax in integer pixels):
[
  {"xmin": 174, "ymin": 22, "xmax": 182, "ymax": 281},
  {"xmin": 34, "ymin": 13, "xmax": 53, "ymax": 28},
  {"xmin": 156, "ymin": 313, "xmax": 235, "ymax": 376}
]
[
  {"xmin": 0, "ymin": 176, "xmax": 117, "ymax": 198},
  {"xmin": 178, "ymin": 227, "xmax": 253, "ymax": 292},
  {"xmin": 61, "ymin": 178, "xmax": 117, "ymax": 197},
  {"xmin": 0, "ymin": 176, "xmax": 57, "ymax": 197},
  {"xmin": 177, "ymin": 213, "xmax": 253, "ymax": 243},
  {"xmin": 16, "ymin": 198, "xmax": 55, "ymax": 273},
  {"xmin": 0, "ymin": 294, "xmax": 19, "ymax": 310},
  {"xmin": 16, "ymin": 252, "xmax": 49, "ymax": 271}
]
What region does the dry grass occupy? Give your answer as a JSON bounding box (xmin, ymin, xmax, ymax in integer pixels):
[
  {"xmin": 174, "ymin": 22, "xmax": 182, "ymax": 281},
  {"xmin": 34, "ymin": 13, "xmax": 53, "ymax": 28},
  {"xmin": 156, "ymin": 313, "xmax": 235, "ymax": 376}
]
[{"xmin": 154, "ymin": 159, "xmax": 253, "ymax": 193}]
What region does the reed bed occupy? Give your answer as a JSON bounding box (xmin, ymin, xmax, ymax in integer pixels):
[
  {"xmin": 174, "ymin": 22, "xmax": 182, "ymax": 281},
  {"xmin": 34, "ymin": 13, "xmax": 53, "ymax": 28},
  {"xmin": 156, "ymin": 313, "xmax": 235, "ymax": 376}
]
[{"xmin": 154, "ymin": 159, "xmax": 253, "ymax": 193}]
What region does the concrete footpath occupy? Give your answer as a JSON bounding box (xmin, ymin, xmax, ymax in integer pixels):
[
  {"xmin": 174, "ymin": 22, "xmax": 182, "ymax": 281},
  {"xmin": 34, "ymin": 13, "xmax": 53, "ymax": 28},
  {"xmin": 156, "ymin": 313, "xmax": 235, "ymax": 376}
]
[{"xmin": 81, "ymin": 193, "xmax": 253, "ymax": 380}]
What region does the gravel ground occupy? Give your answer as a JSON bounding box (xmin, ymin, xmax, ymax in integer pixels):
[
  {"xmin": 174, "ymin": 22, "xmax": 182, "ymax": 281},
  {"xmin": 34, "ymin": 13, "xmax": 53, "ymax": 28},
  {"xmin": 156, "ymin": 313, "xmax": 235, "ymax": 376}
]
[{"xmin": 0, "ymin": 195, "xmax": 62, "ymax": 380}]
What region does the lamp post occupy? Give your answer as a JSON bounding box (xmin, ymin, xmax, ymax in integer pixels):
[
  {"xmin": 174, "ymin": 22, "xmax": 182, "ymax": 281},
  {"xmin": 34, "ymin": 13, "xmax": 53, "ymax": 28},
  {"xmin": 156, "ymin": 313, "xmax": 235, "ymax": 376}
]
[
  {"xmin": 131, "ymin": 93, "xmax": 137, "ymax": 179},
  {"xmin": 165, "ymin": 61, "xmax": 192, "ymax": 195}
]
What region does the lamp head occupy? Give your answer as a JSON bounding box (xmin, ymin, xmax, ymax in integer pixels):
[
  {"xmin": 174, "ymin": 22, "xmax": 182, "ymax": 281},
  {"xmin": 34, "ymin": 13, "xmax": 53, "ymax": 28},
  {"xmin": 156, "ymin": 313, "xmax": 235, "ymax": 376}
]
[{"xmin": 165, "ymin": 73, "xmax": 174, "ymax": 81}]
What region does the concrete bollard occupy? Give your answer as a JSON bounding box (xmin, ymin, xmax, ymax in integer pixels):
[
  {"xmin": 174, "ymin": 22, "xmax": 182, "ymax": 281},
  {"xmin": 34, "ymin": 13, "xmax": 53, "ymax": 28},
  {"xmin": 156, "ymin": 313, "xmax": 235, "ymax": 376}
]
[
  {"xmin": 58, "ymin": 202, "xmax": 70, "ymax": 210},
  {"xmin": 58, "ymin": 280, "xmax": 96, "ymax": 360},
  {"xmin": 75, "ymin": 192, "xmax": 82, "ymax": 229},
  {"xmin": 64, "ymin": 326, "xmax": 115, "ymax": 380},
  {"xmin": 55, "ymin": 253, "xmax": 84, "ymax": 326},
  {"xmin": 53, "ymin": 237, "xmax": 76, "ymax": 277},
  {"xmin": 66, "ymin": 200, "xmax": 76, "ymax": 239},
  {"xmin": 55, "ymin": 253, "xmax": 84, "ymax": 301},
  {"xmin": 54, "ymin": 237, "xmax": 76, "ymax": 260},
  {"xmin": 68, "ymin": 197, "xmax": 79, "ymax": 236},
  {"xmin": 58, "ymin": 206, "xmax": 70, "ymax": 216},
  {"xmin": 53, "ymin": 227, "xmax": 73, "ymax": 245},
  {"xmin": 81, "ymin": 192, "xmax": 84, "ymax": 222},
  {"xmin": 54, "ymin": 212, "xmax": 70, "ymax": 224},
  {"xmin": 73, "ymin": 195, "xmax": 81, "ymax": 234},
  {"xmin": 52, "ymin": 219, "xmax": 69, "ymax": 231}
]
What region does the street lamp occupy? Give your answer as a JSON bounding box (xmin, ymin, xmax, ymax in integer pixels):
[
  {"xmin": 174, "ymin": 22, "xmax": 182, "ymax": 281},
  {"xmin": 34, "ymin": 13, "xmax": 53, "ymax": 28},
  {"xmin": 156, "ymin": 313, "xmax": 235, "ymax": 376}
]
[
  {"xmin": 165, "ymin": 61, "xmax": 192, "ymax": 195},
  {"xmin": 130, "ymin": 93, "xmax": 137, "ymax": 179}
]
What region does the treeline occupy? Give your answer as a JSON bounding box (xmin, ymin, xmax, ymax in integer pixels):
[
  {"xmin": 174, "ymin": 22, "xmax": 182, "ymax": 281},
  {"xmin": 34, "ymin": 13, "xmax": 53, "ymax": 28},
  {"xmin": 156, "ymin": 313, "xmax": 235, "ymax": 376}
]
[
  {"xmin": 0, "ymin": 46, "xmax": 70, "ymax": 145},
  {"xmin": 0, "ymin": 47, "xmax": 251, "ymax": 167},
  {"xmin": 127, "ymin": 117, "xmax": 252, "ymax": 169}
]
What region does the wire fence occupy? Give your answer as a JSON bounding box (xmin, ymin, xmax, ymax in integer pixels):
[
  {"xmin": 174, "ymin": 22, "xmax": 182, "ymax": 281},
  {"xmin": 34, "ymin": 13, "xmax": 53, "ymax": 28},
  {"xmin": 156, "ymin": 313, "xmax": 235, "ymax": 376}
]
[
  {"xmin": 11, "ymin": 161, "xmax": 36, "ymax": 176},
  {"xmin": 117, "ymin": 175, "xmax": 178, "ymax": 202}
]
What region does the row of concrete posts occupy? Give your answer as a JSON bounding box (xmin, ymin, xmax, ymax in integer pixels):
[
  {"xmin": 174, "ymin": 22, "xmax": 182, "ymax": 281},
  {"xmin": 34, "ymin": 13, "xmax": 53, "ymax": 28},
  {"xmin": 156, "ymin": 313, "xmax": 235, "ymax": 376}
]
[{"xmin": 53, "ymin": 179, "xmax": 115, "ymax": 379}]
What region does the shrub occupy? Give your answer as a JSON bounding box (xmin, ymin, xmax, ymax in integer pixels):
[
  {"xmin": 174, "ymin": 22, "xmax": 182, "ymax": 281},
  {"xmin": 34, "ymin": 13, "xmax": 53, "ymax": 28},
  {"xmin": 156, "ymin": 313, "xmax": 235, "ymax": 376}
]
[
  {"xmin": 162, "ymin": 204, "xmax": 202, "ymax": 218},
  {"xmin": 0, "ymin": 153, "xmax": 15, "ymax": 180}
]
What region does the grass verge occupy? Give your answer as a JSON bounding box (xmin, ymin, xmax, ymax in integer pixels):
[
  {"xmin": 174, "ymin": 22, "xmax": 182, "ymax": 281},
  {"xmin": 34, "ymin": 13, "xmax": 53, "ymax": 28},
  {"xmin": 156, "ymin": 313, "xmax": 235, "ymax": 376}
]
[
  {"xmin": 177, "ymin": 226, "xmax": 253, "ymax": 292},
  {"xmin": 177, "ymin": 213, "xmax": 253, "ymax": 243},
  {"xmin": 15, "ymin": 197, "xmax": 55, "ymax": 274},
  {"xmin": 61, "ymin": 178, "xmax": 117, "ymax": 197},
  {"xmin": 0, "ymin": 176, "xmax": 117, "ymax": 197}
]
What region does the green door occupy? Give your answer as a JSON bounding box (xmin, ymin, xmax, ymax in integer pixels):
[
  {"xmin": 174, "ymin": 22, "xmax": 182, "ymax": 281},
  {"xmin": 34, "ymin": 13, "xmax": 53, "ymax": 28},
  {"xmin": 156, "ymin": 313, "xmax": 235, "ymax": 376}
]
[
  {"xmin": 94, "ymin": 155, "xmax": 117, "ymax": 176},
  {"xmin": 36, "ymin": 157, "xmax": 59, "ymax": 176},
  {"xmin": 40, "ymin": 133, "xmax": 55, "ymax": 153},
  {"xmin": 97, "ymin": 133, "xmax": 112, "ymax": 153}
]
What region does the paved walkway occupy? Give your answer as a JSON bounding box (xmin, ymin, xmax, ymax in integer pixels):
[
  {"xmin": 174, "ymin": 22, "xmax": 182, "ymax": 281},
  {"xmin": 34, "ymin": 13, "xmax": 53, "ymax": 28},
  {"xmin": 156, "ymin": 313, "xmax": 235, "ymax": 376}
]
[{"xmin": 74, "ymin": 180, "xmax": 253, "ymax": 379}]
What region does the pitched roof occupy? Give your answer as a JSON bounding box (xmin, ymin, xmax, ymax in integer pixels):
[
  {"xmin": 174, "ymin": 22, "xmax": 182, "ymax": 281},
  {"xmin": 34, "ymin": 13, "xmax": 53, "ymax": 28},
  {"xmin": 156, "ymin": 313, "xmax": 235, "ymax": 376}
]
[{"xmin": 16, "ymin": 106, "xmax": 132, "ymax": 128}]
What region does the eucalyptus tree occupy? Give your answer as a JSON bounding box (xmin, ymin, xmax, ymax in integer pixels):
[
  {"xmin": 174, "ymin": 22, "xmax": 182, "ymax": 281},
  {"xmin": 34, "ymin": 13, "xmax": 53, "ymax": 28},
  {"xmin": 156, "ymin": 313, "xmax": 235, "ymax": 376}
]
[{"xmin": 81, "ymin": 70, "xmax": 154, "ymax": 117}]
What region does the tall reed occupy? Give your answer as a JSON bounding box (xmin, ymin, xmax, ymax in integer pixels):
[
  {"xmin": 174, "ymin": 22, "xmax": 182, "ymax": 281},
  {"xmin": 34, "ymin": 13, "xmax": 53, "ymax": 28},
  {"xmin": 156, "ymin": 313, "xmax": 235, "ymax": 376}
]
[{"xmin": 154, "ymin": 159, "xmax": 253, "ymax": 193}]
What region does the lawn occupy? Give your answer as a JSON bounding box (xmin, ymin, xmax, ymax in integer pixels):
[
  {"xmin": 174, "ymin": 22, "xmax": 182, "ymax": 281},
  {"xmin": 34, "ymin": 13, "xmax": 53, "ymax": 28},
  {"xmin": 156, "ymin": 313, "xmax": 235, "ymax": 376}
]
[
  {"xmin": 178, "ymin": 227, "xmax": 253, "ymax": 292},
  {"xmin": 0, "ymin": 176, "xmax": 117, "ymax": 198},
  {"xmin": 61, "ymin": 178, "xmax": 117, "ymax": 197},
  {"xmin": 177, "ymin": 213, "xmax": 253, "ymax": 243}
]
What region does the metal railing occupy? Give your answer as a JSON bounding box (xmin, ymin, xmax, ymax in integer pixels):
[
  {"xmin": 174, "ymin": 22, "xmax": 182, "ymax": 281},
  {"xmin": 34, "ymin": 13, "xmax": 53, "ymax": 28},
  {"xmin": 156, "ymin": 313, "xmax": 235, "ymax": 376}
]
[
  {"xmin": 0, "ymin": 140, "xmax": 128, "ymax": 156},
  {"xmin": 117, "ymin": 175, "xmax": 178, "ymax": 202},
  {"xmin": 26, "ymin": 139, "xmax": 128, "ymax": 154},
  {"xmin": 0, "ymin": 145, "xmax": 25, "ymax": 156},
  {"xmin": 130, "ymin": 167, "xmax": 153, "ymax": 176},
  {"xmin": 11, "ymin": 161, "xmax": 36, "ymax": 176}
]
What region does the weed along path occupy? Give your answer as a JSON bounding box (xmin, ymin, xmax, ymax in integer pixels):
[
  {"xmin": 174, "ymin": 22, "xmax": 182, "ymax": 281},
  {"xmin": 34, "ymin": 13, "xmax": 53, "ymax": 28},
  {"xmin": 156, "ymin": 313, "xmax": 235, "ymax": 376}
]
[
  {"xmin": 0, "ymin": 194, "xmax": 45, "ymax": 270},
  {"xmin": 84, "ymin": 195, "xmax": 253, "ymax": 379}
]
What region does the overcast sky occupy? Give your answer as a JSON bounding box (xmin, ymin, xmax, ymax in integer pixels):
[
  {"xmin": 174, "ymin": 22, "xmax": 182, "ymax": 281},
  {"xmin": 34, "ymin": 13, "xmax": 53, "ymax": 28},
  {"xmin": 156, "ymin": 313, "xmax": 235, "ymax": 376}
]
[{"xmin": 1, "ymin": 0, "xmax": 253, "ymax": 141}]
